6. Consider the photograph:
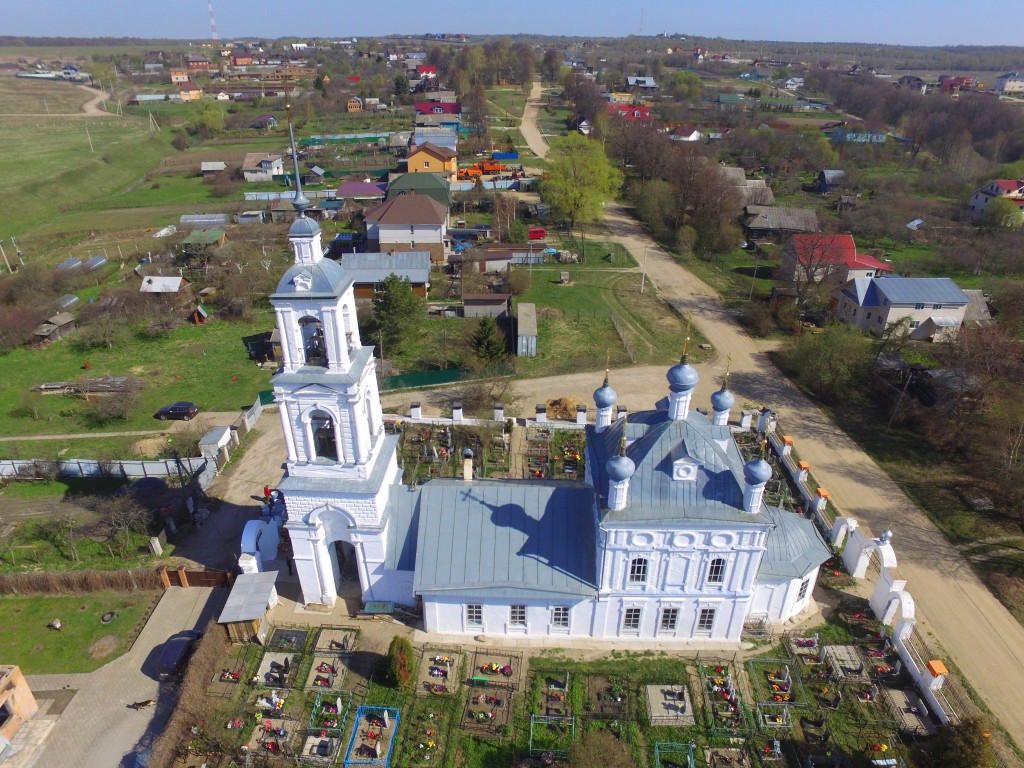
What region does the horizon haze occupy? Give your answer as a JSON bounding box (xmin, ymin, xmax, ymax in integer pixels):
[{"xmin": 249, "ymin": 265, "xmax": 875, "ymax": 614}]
[{"xmin": 4, "ymin": 0, "xmax": 1024, "ymax": 49}]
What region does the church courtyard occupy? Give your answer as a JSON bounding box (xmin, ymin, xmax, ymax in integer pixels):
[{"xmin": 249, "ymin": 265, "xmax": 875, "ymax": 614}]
[{"xmin": 151, "ymin": 582, "xmax": 928, "ymax": 768}]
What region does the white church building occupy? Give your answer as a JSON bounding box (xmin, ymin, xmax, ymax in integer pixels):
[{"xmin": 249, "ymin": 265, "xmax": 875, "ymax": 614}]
[{"xmin": 265, "ymin": 182, "xmax": 831, "ymax": 644}]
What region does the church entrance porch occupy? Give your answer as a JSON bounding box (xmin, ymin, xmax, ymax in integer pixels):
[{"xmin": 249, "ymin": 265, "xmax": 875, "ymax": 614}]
[{"xmin": 329, "ymin": 539, "xmax": 362, "ymax": 613}]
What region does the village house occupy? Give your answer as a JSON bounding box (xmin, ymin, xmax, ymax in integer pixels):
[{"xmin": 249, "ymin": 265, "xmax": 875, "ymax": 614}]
[
  {"xmin": 778, "ymin": 234, "xmax": 891, "ymax": 286},
  {"xmin": 242, "ymin": 153, "xmax": 283, "ymax": 182},
  {"xmin": 337, "ymin": 251, "xmax": 431, "ymax": 298},
  {"xmin": 364, "ymin": 194, "xmax": 449, "ymax": 263},
  {"xmin": 832, "ymin": 276, "xmax": 970, "ymax": 340},
  {"xmin": 0, "ymin": 666, "xmax": 39, "ymax": 751},
  {"xmin": 814, "ymin": 169, "xmax": 847, "ymax": 194},
  {"xmin": 178, "ymin": 81, "xmax": 204, "ymax": 102},
  {"xmin": 967, "ymin": 178, "xmax": 1024, "ymax": 215},
  {"xmin": 996, "ymin": 72, "xmax": 1024, "ymax": 94},
  {"xmin": 386, "ymin": 172, "xmax": 452, "ymax": 209},
  {"xmin": 405, "ymin": 142, "xmax": 458, "ymax": 183},
  {"xmin": 743, "ymin": 205, "xmax": 818, "ymax": 242},
  {"xmin": 169, "ymin": 68, "xmax": 189, "ymax": 84},
  {"xmin": 251, "ymin": 113, "xmax": 278, "ymax": 130}
]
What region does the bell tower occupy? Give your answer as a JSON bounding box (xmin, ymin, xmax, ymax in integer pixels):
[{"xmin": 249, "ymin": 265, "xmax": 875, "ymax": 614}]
[{"xmin": 271, "ymin": 115, "xmax": 398, "ymax": 510}]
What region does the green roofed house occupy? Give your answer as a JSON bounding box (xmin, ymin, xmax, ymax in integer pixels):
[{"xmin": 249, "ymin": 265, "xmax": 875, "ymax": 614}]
[
  {"xmin": 181, "ymin": 229, "xmax": 226, "ymax": 267},
  {"xmin": 386, "ymin": 172, "xmax": 452, "ymax": 210}
]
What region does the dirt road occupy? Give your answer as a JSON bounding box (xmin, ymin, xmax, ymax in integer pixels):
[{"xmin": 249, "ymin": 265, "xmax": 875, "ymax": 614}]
[{"xmin": 520, "ymin": 80, "xmax": 549, "ymax": 159}]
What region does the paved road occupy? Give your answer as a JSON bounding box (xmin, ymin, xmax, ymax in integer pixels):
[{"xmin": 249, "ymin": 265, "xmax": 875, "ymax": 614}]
[{"xmin": 26, "ymin": 587, "xmax": 224, "ymax": 768}]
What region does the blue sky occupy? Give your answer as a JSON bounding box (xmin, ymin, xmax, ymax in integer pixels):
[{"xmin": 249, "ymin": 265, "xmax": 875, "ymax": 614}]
[{"xmin": 6, "ymin": 0, "xmax": 1023, "ymax": 47}]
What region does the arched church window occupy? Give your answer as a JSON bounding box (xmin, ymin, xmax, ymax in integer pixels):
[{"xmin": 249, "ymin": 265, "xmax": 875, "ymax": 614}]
[
  {"xmin": 299, "ymin": 316, "xmax": 328, "ymax": 368},
  {"xmin": 365, "ymin": 390, "xmax": 379, "ymax": 436},
  {"xmin": 707, "ymin": 558, "xmax": 727, "ymax": 585},
  {"xmin": 311, "ymin": 411, "xmax": 338, "ymax": 462}
]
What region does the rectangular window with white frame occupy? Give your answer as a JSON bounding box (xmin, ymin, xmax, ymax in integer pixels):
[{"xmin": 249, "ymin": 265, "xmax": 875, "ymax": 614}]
[
  {"xmin": 622, "ymin": 607, "xmax": 642, "ymax": 632},
  {"xmin": 551, "ymin": 605, "xmax": 570, "ymax": 630},
  {"xmin": 706, "ymin": 558, "xmax": 727, "ymax": 586},
  {"xmin": 510, "ymin": 605, "xmax": 526, "ymax": 626},
  {"xmin": 697, "ymin": 607, "xmax": 716, "ymax": 633},
  {"xmin": 659, "ymin": 607, "xmax": 679, "ymax": 632},
  {"xmin": 466, "ymin": 604, "xmax": 482, "ymax": 627},
  {"xmin": 628, "ymin": 557, "xmax": 649, "ymax": 585},
  {"xmin": 797, "ymin": 579, "xmax": 810, "ymax": 600}
]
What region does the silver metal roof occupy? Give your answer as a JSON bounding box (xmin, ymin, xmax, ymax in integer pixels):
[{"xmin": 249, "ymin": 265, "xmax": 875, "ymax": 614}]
[
  {"xmin": 758, "ymin": 507, "xmax": 831, "ymax": 579},
  {"xmin": 219, "ymin": 571, "xmax": 279, "ymax": 623},
  {"xmin": 872, "ymin": 277, "xmax": 968, "ymax": 306},
  {"xmin": 744, "ymin": 205, "xmax": 818, "ymax": 233},
  {"xmin": 588, "ymin": 409, "xmax": 756, "ymax": 525},
  {"xmin": 517, "ymin": 303, "xmax": 537, "ymax": 336},
  {"xmin": 339, "ymin": 251, "xmax": 430, "ymax": 284},
  {"xmin": 271, "ymin": 258, "xmax": 352, "ymax": 300},
  {"xmin": 413, "ymin": 479, "xmax": 597, "ymax": 598}
]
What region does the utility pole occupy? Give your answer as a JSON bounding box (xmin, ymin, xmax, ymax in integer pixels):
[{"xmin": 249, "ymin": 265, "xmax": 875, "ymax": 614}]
[
  {"xmin": 640, "ymin": 245, "xmax": 649, "ymax": 294},
  {"xmin": 887, "ymin": 371, "xmax": 915, "ymax": 430},
  {"xmin": 0, "ymin": 242, "xmax": 10, "ymax": 274},
  {"xmin": 748, "ymin": 247, "xmax": 762, "ymax": 301}
]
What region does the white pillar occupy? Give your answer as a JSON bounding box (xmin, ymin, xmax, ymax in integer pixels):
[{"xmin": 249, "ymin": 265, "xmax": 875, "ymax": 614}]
[
  {"xmin": 576, "ymin": 405, "xmax": 587, "ymax": 425},
  {"xmin": 279, "ymin": 401, "xmax": 297, "ymax": 463},
  {"xmin": 595, "ymin": 406, "xmax": 613, "ymax": 432},
  {"xmin": 711, "ymin": 409, "xmax": 729, "ymax": 426},
  {"xmin": 743, "ymin": 481, "xmax": 766, "ymax": 514},
  {"xmin": 608, "ymin": 478, "xmax": 630, "ymax": 511},
  {"xmin": 668, "ymin": 391, "xmax": 692, "ymax": 421}
]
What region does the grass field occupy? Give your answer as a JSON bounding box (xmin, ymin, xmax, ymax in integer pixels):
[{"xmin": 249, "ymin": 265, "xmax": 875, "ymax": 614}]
[
  {"xmin": 0, "ymin": 590, "xmax": 161, "ymax": 673},
  {"xmin": 0, "ymin": 308, "xmax": 274, "ymax": 442},
  {"xmin": 0, "ymin": 115, "xmax": 173, "ymax": 239},
  {"xmin": 0, "ymin": 77, "xmax": 96, "ymax": 114}
]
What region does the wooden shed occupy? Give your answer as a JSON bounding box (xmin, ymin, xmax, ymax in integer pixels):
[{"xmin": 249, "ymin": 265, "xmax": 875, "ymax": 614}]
[
  {"xmin": 218, "ymin": 571, "xmax": 279, "ymax": 644},
  {"xmin": 31, "ymin": 312, "xmax": 77, "ymax": 344}
]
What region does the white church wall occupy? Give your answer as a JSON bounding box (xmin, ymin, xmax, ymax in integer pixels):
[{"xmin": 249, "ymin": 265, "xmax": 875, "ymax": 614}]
[{"xmin": 423, "ymin": 596, "xmax": 594, "ymax": 637}]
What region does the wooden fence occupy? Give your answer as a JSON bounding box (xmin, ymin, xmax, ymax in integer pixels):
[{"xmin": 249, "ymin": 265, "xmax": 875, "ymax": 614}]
[{"xmin": 159, "ymin": 565, "xmax": 234, "ymax": 589}]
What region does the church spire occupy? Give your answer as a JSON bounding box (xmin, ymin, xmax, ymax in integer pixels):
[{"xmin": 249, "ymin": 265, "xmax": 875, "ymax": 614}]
[
  {"xmin": 286, "ymin": 103, "xmax": 310, "ymax": 217},
  {"xmin": 284, "ymin": 104, "xmax": 322, "ymax": 266}
]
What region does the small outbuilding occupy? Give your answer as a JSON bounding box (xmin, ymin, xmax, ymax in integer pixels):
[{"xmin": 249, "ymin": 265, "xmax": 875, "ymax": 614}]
[
  {"xmin": 218, "ymin": 571, "xmax": 279, "ymax": 644},
  {"xmin": 462, "ymin": 293, "xmax": 511, "ymax": 319},
  {"xmin": 516, "ymin": 302, "xmax": 537, "ymax": 357},
  {"xmin": 31, "ymin": 312, "xmax": 77, "ymax": 343}
]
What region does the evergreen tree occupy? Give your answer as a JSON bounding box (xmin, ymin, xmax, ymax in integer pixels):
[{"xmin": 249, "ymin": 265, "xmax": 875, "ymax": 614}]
[
  {"xmin": 371, "ymin": 274, "xmax": 426, "ymax": 356},
  {"xmin": 471, "ymin": 317, "xmax": 507, "ymax": 363}
]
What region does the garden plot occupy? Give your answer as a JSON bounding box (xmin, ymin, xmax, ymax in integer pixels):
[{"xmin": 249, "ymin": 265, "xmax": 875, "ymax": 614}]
[
  {"xmin": 527, "ymin": 713, "xmax": 576, "ymax": 759},
  {"xmin": 342, "ymin": 706, "xmax": 400, "ymax": 765},
  {"xmin": 306, "ymin": 654, "xmax": 346, "ymax": 690},
  {"xmin": 269, "ymin": 627, "xmax": 309, "ymax": 652},
  {"xmin": 645, "ymin": 684, "xmax": 695, "ymax": 726},
  {"xmin": 257, "ymin": 651, "xmax": 298, "ymax": 687},
  {"xmin": 471, "ymin": 649, "xmax": 523, "ymax": 689},
  {"xmin": 315, "ymin": 626, "xmax": 357, "ymax": 654},
  {"xmin": 415, "ymin": 649, "xmax": 460, "ymax": 697},
  {"xmin": 584, "ymin": 675, "xmax": 631, "ymax": 720}
]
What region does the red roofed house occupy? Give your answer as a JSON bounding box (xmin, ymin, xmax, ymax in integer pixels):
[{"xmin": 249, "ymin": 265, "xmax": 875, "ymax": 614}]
[
  {"xmin": 779, "ymin": 234, "xmax": 891, "ymax": 286},
  {"xmin": 415, "ymin": 101, "xmax": 461, "ymax": 115},
  {"xmin": 418, "ymin": 65, "xmax": 438, "ymax": 77},
  {"xmin": 968, "ymin": 179, "xmax": 1024, "ymax": 215},
  {"xmin": 607, "ymin": 104, "xmax": 651, "ymax": 121},
  {"xmin": 364, "ymin": 194, "xmax": 449, "ymax": 264},
  {"xmin": 346, "ymin": 75, "xmax": 361, "ymax": 84}
]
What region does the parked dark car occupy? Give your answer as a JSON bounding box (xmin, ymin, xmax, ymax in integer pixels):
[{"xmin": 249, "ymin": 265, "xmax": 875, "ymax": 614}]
[
  {"xmin": 154, "ymin": 401, "xmax": 199, "ymax": 421},
  {"xmin": 156, "ymin": 630, "xmax": 201, "ymax": 681}
]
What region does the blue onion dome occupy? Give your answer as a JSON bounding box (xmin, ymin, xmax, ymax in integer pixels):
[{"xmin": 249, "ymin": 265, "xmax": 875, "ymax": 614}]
[
  {"xmin": 667, "ymin": 355, "xmax": 699, "ymax": 393},
  {"xmin": 594, "ymin": 372, "xmax": 617, "ymax": 409},
  {"xmin": 711, "ymin": 386, "xmax": 736, "ymax": 413},
  {"xmin": 743, "ymin": 458, "xmax": 773, "ymax": 485},
  {"xmin": 606, "ymin": 453, "xmax": 636, "ymax": 482}
]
